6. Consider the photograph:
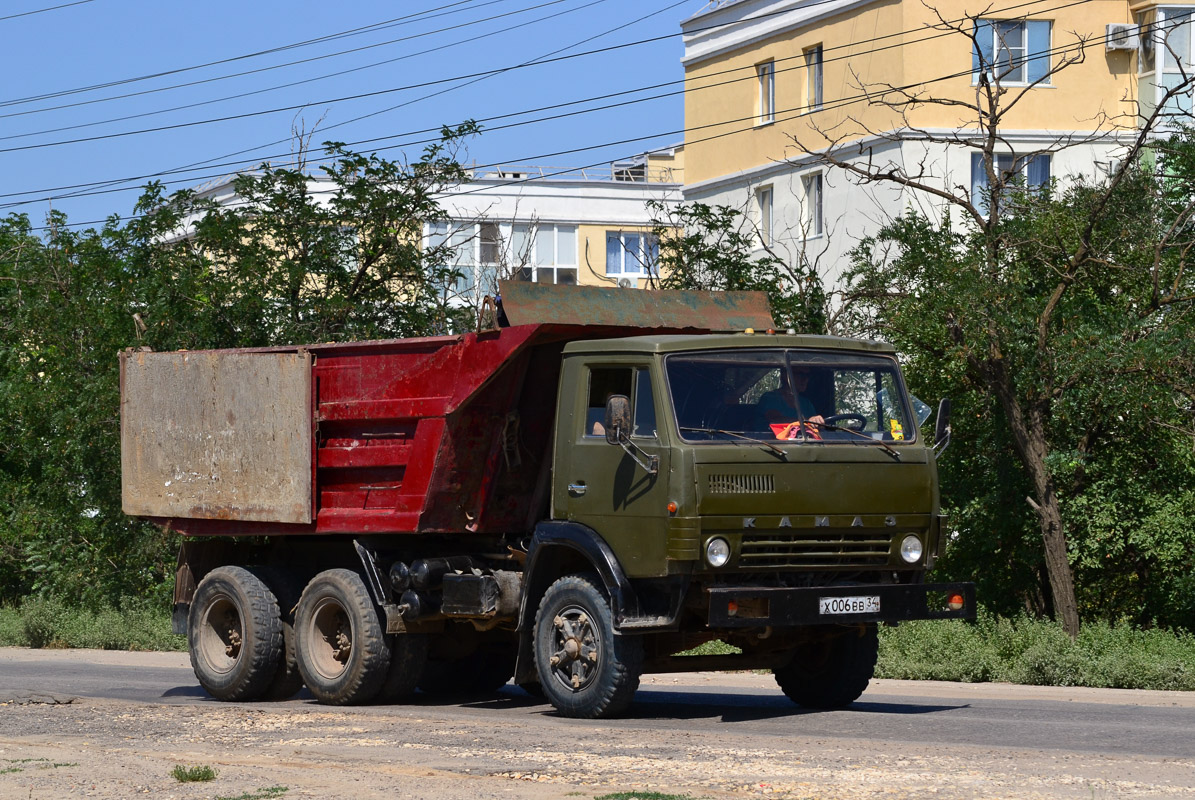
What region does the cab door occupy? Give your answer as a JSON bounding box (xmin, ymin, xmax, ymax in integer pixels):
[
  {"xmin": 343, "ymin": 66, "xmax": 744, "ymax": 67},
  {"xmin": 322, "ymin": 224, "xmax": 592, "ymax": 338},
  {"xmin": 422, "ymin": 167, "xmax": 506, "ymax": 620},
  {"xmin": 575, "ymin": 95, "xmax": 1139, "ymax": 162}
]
[{"xmin": 558, "ymin": 361, "xmax": 671, "ymax": 577}]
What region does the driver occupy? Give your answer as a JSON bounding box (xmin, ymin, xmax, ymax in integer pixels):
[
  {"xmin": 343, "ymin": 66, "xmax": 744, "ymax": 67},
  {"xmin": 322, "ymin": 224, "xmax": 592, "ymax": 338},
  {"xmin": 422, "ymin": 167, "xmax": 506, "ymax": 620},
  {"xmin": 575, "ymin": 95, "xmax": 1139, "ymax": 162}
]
[{"xmin": 759, "ymin": 367, "xmax": 825, "ymax": 425}]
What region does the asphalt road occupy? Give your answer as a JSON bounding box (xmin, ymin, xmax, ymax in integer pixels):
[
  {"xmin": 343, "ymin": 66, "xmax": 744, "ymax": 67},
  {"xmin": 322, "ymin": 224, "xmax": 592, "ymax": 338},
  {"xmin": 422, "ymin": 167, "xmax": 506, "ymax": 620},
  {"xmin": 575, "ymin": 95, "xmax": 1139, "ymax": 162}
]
[{"xmin": 2, "ymin": 647, "xmax": 1194, "ymax": 799}]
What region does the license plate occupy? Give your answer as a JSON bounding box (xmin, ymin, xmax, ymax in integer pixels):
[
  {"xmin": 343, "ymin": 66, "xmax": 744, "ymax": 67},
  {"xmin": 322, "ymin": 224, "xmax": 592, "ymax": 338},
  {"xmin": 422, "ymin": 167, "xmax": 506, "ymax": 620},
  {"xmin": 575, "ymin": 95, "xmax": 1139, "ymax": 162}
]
[{"xmin": 819, "ymin": 595, "xmax": 880, "ymax": 615}]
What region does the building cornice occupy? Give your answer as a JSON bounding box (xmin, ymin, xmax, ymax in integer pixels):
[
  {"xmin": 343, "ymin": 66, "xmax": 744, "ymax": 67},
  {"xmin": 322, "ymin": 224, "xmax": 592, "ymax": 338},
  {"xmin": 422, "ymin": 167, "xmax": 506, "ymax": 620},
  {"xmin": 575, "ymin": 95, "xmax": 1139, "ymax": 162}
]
[{"xmin": 681, "ymin": 0, "xmax": 881, "ymax": 67}]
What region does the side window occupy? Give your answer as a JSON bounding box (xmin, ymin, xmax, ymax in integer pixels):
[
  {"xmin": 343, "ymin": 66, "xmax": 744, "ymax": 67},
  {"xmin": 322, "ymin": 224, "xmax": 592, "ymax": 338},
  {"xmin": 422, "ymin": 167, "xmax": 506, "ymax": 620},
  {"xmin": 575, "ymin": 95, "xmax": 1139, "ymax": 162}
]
[
  {"xmin": 632, "ymin": 368, "xmax": 657, "ymax": 439},
  {"xmin": 585, "ymin": 367, "xmax": 633, "ymax": 438}
]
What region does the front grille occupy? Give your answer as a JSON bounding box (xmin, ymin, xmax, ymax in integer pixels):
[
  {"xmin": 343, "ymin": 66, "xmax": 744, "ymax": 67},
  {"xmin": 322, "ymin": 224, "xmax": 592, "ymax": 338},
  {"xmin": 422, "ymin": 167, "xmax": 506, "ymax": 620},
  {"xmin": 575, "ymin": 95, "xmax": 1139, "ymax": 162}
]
[
  {"xmin": 708, "ymin": 473, "xmax": 775, "ymax": 494},
  {"xmin": 740, "ymin": 531, "xmax": 891, "ymax": 568}
]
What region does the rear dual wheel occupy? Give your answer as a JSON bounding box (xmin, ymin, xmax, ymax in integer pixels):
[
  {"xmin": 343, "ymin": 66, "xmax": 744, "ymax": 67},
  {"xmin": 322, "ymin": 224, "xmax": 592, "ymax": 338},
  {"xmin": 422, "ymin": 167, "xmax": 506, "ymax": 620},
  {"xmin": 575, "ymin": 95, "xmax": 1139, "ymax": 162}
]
[
  {"xmin": 188, "ymin": 566, "xmax": 283, "ymax": 702},
  {"xmin": 294, "ymin": 569, "xmax": 392, "ymax": 705}
]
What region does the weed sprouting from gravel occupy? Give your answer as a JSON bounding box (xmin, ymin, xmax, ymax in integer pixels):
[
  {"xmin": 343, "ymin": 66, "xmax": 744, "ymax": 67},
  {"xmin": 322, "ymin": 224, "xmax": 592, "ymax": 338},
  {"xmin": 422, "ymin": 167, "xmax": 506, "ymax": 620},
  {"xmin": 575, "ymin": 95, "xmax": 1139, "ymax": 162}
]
[
  {"xmin": 171, "ymin": 764, "xmax": 218, "ymax": 783},
  {"xmin": 0, "ymin": 767, "xmax": 20, "ymax": 774},
  {"xmin": 216, "ymin": 787, "xmax": 288, "ymax": 800},
  {"xmin": 595, "ymin": 793, "xmax": 699, "ymax": 800}
]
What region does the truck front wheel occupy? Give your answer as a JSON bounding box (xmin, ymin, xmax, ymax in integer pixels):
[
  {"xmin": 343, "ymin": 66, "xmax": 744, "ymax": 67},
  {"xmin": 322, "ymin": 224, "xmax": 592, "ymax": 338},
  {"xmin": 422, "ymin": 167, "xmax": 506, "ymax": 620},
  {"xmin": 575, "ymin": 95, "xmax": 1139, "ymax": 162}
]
[
  {"xmin": 188, "ymin": 566, "xmax": 284, "ymax": 702},
  {"xmin": 294, "ymin": 569, "xmax": 390, "ymax": 705},
  {"xmin": 534, "ymin": 573, "xmax": 642, "ymax": 719},
  {"xmin": 773, "ymin": 624, "xmax": 878, "ymax": 709}
]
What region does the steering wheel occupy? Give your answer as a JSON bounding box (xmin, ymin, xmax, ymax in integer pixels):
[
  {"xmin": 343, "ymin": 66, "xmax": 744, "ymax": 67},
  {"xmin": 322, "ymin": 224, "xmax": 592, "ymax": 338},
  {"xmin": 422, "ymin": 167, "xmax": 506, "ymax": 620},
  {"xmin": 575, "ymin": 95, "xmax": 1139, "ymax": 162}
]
[{"xmin": 822, "ymin": 413, "xmax": 867, "ymax": 431}]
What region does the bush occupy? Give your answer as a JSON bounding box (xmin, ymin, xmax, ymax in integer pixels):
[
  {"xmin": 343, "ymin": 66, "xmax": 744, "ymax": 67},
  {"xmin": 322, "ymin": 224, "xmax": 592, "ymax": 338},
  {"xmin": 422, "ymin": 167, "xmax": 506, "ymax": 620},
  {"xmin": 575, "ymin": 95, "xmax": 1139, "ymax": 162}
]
[
  {"xmin": 0, "ymin": 597, "xmax": 183, "ymax": 651},
  {"xmin": 878, "ymin": 613, "xmax": 1195, "ymax": 690},
  {"xmin": 876, "ymin": 613, "xmax": 996, "ymax": 682},
  {"xmin": 0, "ymin": 605, "xmax": 23, "ymax": 646}
]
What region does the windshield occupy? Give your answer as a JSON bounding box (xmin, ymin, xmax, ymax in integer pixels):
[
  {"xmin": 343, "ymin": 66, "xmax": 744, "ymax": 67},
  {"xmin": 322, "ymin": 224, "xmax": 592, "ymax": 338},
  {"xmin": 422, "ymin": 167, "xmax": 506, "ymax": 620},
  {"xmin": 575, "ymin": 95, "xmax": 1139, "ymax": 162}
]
[{"xmin": 665, "ymin": 349, "xmax": 915, "ymax": 444}]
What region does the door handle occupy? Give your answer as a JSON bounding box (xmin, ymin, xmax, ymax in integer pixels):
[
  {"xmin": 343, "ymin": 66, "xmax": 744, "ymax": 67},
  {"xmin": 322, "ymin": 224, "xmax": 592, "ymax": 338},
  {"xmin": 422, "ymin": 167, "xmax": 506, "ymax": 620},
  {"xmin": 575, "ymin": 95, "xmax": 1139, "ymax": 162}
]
[{"xmin": 568, "ymin": 482, "xmax": 587, "ymax": 496}]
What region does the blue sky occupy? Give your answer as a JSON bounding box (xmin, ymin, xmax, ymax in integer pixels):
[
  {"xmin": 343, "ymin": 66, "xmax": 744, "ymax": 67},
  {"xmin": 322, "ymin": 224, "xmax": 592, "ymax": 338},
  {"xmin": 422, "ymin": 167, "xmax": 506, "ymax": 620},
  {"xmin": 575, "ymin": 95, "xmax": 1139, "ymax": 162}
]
[{"xmin": 0, "ymin": 0, "xmax": 707, "ymax": 231}]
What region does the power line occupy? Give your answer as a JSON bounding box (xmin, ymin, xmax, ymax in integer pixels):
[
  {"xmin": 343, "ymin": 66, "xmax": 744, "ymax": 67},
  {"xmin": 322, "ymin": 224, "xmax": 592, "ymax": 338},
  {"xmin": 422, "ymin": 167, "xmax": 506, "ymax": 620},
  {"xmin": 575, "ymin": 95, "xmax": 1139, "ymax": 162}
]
[
  {"xmin": 23, "ymin": 19, "xmax": 1112, "ymax": 232},
  {"xmin": 0, "ymin": 0, "xmax": 664, "ymax": 156},
  {"xmin": 0, "ymin": 0, "xmax": 1092, "ymax": 206},
  {"xmin": 0, "ymin": 0, "xmax": 583, "ymax": 127},
  {"xmin": 0, "ymin": 0, "xmax": 94, "ymax": 23},
  {"xmin": 0, "ymin": 0, "xmax": 492, "ymax": 109}
]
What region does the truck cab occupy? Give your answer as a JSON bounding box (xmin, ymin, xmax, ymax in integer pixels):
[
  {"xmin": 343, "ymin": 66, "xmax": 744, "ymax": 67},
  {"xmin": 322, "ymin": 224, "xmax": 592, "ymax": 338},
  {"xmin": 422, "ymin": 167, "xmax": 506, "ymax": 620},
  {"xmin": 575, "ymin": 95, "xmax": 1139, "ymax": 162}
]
[{"xmin": 518, "ymin": 332, "xmax": 969, "ymax": 716}]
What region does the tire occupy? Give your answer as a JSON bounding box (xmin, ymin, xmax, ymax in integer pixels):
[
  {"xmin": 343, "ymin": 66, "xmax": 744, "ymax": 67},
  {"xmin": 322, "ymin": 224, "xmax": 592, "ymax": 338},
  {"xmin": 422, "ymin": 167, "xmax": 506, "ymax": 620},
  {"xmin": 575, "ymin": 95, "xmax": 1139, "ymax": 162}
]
[
  {"xmin": 534, "ymin": 573, "xmax": 642, "ymax": 719},
  {"xmin": 773, "ymin": 624, "xmax": 879, "ymax": 709},
  {"xmin": 418, "ymin": 656, "xmax": 482, "ymax": 697},
  {"xmin": 377, "ymin": 633, "xmax": 429, "ymax": 702},
  {"xmin": 518, "ymin": 681, "xmax": 545, "ymax": 699},
  {"xmin": 418, "ymin": 644, "xmax": 516, "ymax": 698},
  {"xmin": 248, "ymin": 566, "xmax": 305, "ymax": 701},
  {"xmin": 188, "ymin": 566, "xmax": 283, "ymax": 702},
  {"xmin": 294, "ymin": 569, "xmax": 391, "ymax": 705},
  {"xmin": 473, "ymin": 645, "xmax": 517, "ymax": 694}
]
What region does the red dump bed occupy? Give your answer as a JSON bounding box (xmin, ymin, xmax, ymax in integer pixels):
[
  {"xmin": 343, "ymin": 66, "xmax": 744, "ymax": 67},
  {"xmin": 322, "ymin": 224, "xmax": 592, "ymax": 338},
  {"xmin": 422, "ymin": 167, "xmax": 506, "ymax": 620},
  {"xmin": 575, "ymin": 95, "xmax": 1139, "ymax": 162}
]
[{"xmin": 124, "ymin": 324, "xmax": 617, "ymax": 536}]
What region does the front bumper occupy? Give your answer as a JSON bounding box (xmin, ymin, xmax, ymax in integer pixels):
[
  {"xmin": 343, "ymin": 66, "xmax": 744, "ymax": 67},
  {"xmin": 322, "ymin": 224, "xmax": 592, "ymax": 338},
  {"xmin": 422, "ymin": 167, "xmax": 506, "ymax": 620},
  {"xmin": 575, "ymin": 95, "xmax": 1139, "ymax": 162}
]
[{"xmin": 707, "ymin": 581, "xmax": 975, "ymax": 627}]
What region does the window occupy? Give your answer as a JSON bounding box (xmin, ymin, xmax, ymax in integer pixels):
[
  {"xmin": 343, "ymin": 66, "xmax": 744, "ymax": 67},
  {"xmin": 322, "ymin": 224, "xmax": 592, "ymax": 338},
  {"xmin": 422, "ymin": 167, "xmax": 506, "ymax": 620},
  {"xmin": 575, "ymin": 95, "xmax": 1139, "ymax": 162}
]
[
  {"xmin": 1139, "ymin": 10, "xmax": 1156, "ymax": 75},
  {"xmin": 535, "ymin": 224, "xmax": 578, "ymax": 285},
  {"xmin": 801, "ymin": 173, "xmax": 823, "ymax": 238},
  {"xmin": 665, "ymin": 350, "xmax": 914, "ymax": 443},
  {"xmin": 757, "ymin": 60, "xmax": 775, "ymax": 124},
  {"xmin": 509, "ymin": 223, "xmax": 533, "ymax": 282},
  {"xmin": 583, "ymin": 367, "xmax": 655, "ymax": 439},
  {"xmin": 429, "ymin": 221, "xmax": 576, "ymax": 289},
  {"xmin": 633, "ymin": 368, "xmax": 657, "ymax": 438},
  {"xmin": 426, "ymin": 221, "xmax": 474, "ymax": 293},
  {"xmin": 479, "ymin": 222, "xmax": 502, "ymax": 264},
  {"xmin": 756, "ymin": 186, "xmax": 773, "ymax": 246},
  {"xmin": 450, "ymin": 226, "xmax": 474, "ymax": 292},
  {"xmin": 1139, "ymin": 8, "xmax": 1195, "ymax": 119},
  {"xmin": 804, "ymin": 45, "xmax": 823, "ymax": 111},
  {"xmin": 606, "ymin": 231, "xmax": 660, "ymax": 276},
  {"xmin": 969, "ymin": 152, "xmax": 1051, "ymax": 208},
  {"xmin": 973, "ymin": 19, "xmax": 1052, "ymax": 85},
  {"xmin": 585, "ymin": 367, "xmax": 634, "ymax": 438}
]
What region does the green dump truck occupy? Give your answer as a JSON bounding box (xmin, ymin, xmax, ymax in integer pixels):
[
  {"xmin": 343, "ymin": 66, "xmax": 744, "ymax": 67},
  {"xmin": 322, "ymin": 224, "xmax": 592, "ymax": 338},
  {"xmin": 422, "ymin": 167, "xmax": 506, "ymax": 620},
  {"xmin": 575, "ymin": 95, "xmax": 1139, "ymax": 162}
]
[{"xmin": 121, "ymin": 282, "xmax": 973, "ymax": 718}]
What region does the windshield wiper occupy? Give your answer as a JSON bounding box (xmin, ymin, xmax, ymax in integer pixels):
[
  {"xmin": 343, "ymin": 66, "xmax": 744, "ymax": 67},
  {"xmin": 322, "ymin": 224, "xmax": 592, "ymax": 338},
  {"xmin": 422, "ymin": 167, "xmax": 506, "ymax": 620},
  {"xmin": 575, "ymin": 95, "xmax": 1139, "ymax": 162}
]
[
  {"xmin": 819, "ymin": 423, "xmax": 902, "ymax": 461},
  {"xmin": 679, "ymin": 427, "xmax": 787, "ymax": 460}
]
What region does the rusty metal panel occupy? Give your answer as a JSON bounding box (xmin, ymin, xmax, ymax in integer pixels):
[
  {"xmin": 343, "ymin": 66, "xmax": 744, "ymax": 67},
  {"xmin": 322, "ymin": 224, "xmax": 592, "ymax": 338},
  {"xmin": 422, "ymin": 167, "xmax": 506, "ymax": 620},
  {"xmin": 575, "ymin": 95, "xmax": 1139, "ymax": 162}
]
[
  {"xmin": 121, "ymin": 349, "xmax": 313, "ymax": 524},
  {"xmin": 497, "ymin": 282, "xmax": 775, "ymax": 332}
]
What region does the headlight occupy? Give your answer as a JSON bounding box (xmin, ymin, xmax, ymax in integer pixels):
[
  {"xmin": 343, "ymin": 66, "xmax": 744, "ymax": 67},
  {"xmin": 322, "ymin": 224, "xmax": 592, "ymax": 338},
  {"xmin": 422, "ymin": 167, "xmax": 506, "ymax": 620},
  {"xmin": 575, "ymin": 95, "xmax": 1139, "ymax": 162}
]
[
  {"xmin": 900, "ymin": 534, "xmax": 923, "ymax": 564},
  {"xmin": 705, "ymin": 537, "xmax": 731, "ymax": 568}
]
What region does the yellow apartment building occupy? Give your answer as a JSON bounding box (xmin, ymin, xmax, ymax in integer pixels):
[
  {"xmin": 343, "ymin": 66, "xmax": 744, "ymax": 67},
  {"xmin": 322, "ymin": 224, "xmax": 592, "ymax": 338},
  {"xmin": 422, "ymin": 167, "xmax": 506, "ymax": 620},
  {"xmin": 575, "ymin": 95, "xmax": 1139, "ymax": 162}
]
[{"xmin": 680, "ymin": 0, "xmax": 1168, "ymax": 289}]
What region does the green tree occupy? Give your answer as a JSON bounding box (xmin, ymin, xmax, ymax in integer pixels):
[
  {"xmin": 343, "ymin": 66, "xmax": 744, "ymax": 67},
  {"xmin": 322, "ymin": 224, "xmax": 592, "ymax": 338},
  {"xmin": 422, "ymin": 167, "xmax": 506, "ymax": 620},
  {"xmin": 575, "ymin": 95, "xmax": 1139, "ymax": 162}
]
[
  {"xmin": 649, "ymin": 200, "xmax": 827, "ymax": 333},
  {"xmin": 784, "ymin": 8, "xmax": 1195, "ymax": 635},
  {"xmin": 0, "ymin": 128, "xmax": 477, "ymax": 605},
  {"xmin": 844, "ymin": 147, "xmax": 1195, "ymax": 633}
]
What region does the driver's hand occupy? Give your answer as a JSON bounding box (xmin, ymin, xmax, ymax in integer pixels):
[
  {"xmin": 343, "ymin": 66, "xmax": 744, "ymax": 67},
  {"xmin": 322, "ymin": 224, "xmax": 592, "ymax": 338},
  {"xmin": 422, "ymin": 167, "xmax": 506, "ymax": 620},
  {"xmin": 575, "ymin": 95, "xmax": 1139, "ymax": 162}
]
[{"xmin": 808, "ymin": 415, "xmax": 825, "ymax": 425}]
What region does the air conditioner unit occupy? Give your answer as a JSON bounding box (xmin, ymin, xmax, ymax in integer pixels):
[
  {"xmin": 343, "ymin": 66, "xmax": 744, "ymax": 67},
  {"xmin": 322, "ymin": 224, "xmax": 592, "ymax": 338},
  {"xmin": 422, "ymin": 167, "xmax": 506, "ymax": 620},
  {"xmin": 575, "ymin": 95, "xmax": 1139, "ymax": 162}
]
[{"xmin": 1106, "ymin": 23, "xmax": 1139, "ymax": 51}]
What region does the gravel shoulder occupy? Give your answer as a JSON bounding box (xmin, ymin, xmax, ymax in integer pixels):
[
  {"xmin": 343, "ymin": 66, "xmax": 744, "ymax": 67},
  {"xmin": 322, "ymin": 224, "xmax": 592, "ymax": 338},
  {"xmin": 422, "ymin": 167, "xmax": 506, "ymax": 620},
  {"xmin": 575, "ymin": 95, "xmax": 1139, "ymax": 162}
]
[{"xmin": 1, "ymin": 647, "xmax": 1193, "ymax": 800}]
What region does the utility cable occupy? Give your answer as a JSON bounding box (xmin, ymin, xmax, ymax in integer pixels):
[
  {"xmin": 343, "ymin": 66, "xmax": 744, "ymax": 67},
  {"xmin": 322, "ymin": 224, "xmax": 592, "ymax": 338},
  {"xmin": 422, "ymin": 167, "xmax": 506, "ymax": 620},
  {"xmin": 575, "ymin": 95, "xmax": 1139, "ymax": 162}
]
[
  {"xmin": 0, "ymin": 0, "xmax": 94, "ymax": 23},
  {"xmin": 24, "ymin": 22, "xmax": 1116, "ymax": 231},
  {"xmin": 0, "ymin": 0, "xmax": 583, "ymax": 125},
  {"xmin": 0, "ymin": 0, "xmax": 1095, "ymax": 206},
  {"xmin": 0, "ymin": 0, "xmax": 496, "ymax": 109}
]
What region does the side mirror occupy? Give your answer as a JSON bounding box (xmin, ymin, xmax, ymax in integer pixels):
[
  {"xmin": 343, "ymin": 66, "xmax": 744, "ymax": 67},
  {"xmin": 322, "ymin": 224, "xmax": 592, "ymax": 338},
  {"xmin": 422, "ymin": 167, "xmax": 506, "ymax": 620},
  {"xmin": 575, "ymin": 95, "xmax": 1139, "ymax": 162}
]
[
  {"xmin": 603, "ymin": 394, "xmax": 658, "ymax": 475},
  {"xmin": 934, "ymin": 398, "xmax": 952, "ymax": 454},
  {"xmin": 604, "ymin": 395, "xmax": 631, "ymax": 445}
]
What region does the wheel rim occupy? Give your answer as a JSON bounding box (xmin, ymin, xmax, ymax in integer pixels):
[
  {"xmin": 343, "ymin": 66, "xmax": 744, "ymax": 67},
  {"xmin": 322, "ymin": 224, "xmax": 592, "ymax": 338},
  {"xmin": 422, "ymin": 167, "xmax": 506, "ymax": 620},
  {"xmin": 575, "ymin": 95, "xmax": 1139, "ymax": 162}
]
[
  {"xmin": 307, "ymin": 596, "xmax": 353, "ymax": 681},
  {"xmin": 547, "ymin": 604, "xmax": 601, "ymax": 693},
  {"xmin": 197, "ymin": 594, "xmax": 242, "ymax": 675}
]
